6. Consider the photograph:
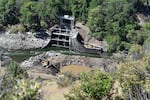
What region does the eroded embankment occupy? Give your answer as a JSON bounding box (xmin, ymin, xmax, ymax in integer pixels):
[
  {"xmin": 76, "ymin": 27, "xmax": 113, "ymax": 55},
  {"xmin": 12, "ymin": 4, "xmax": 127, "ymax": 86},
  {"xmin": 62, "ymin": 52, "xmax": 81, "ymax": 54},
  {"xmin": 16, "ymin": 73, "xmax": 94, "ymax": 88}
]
[{"xmin": 21, "ymin": 52, "xmax": 118, "ymax": 75}]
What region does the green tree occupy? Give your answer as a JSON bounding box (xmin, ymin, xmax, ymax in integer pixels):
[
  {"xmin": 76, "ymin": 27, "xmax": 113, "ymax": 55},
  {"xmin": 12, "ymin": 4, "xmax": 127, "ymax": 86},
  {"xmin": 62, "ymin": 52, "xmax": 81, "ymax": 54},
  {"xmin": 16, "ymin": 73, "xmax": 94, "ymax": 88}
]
[
  {"xmin": 106, "ymin": 35, "xmax": 122, "ymax": 52},
  {"xmin": 33, "ymin": 0, "xmax": 62, "ymax": 29},
  {"xmin": 88, "ymin": 0, "xmax": 140, "ymax": 52},
  {"xmin": 71, "ymin": 0, "xmax": 89, "ymax": 23},
  {"xmin": 61, "ymin": 0, "xmax": 73, "ymax": 14},
  {"xmin": 89, "ymin": 0, "xmax": 104, "ymax": 10},
  {"xmin": 88, "ymin": 6, "xmax": 105, "ymax": 39},
  {"xmin": 127, "ymin": 29, "xmax": 147, "ymax": 45},
  {"xmin": 0, "ymin": 0, "xmax": 19, "ymax": 26},
  {"xmin": 20, "ymin": 1, "xmax": 40, "ymax": 31}
]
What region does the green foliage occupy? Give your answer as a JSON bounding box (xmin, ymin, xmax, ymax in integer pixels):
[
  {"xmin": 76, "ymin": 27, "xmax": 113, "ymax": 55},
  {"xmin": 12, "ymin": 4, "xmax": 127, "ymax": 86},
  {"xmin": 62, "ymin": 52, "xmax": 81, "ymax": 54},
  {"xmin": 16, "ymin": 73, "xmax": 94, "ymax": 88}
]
[
  {"xmin": 60, "ymin": 0, "xmax": 73, "ymax": 14},
  {"xmin": 1, "ymin": 78, "xmax": 41, "ymax": 100},
  {"xmin": 88, "ymin": 6, "xmax": 105, "ymax": 39},
  {"xmin": 19, "ymin": 0, "xmax": 62, "ymax": 31},
  {"xmin": 8, "ymin": 24, "xmax": 26, "ymax": 33},
  {"xmin": 65, "ymin": 70, "xmax": 113, "ymax": 100},
  {"xmin": 6, "ymin": 61, "xmax": 28, "ymax": 78},
  {"xmin": 0, "ymin": 0, "xmax": 19, "ymax": 26},
  {"xmin": 117, "ymin": 57, "xmax": 150, "ymax": 99},
  {"xmin": 106, "ymin": 35, "xmax": 122, "ymax": 52},
  {"xmin": 129, "ymin": 44, "xmax": 142, "ymax": 54},
  {"xmin": 20, "ymin": 1, "xmax": 40, "ymax": 31},
  {"xmin": 71, "ymin": 0, "xmax": 89, "ymax": 23},
  {"xmin": 87, "ymin": 0, "xmax": 145, "ymax": 52},
  {"xmin": 65, "ymin": 55, "xmax": 150, "ymax": 100},
  {"xmin": 89, "ymin": 0, "xmax": 104, "ymax": 10},
  {"xmin": 144, "ymin": 22, "xmax": 150, "ymax": 30},
  {"xmin": 10, "ymin": 79, "xmax": 41, "ymax": 100},
  {"xmin": 0, "ymin": 62, "xmax": 41, "ymax": 100},
  {"xmin": 0, "ymin": 0, "xmax": 149, "ymax": 53},
  {"xmin": 38, "ymin": 0, "xmax": 61, "ymax": 28},
  {"xmin": 127, "ymin": 29, "xmax": 147, "ymax": 45},
  {"xmin": 129, "ymin": 44, "xmax": 144, "ymax": 60}
]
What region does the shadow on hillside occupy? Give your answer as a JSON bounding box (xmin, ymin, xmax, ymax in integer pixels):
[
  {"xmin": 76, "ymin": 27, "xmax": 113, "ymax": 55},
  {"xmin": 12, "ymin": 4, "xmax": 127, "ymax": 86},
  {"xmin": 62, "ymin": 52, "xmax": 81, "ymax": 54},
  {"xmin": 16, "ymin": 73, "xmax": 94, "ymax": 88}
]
[
  {"xmin": 136, "ymin": 2, "xmax": 150, "ymax": 16},
  {"xmin": 34, "ymin": 32, "xmax": 50, "ymax": 40}
]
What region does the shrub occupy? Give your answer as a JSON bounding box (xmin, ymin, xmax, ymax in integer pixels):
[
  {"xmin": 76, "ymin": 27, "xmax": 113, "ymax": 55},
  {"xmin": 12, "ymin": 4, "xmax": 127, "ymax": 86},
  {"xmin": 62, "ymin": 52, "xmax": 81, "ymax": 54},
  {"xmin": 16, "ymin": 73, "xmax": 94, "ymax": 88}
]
[
  {"xmin": 6, "ymin": 61, "xmax": 28, "ymax": 78},
  {"xmin": 1, "ymin": 78, "xmax": 41, "ymax": 100},
  {"xmin": 11, "ymin": 79, "xmax": 41, "ymax": 100},
  {"xmin": 65, "ymin": 70, "xmax": 113, "ymax": 100},
  {"xmin": 117, "ymin": 58, "xmax": 150, "ymax": 99},
  {"xmin": 56, "ymin": 72, "xmax": 78, "ymax": 87},
  {"xmin": 8, "ymin": 24, "xmax": 26, "ymax": 34},
  {"xmin": 0, "ymin": 62, "xmax": 41, "ymax": 100},
  {"xmin": 129, "ymin": 44, "xmax": 143, "ymax": 60}
]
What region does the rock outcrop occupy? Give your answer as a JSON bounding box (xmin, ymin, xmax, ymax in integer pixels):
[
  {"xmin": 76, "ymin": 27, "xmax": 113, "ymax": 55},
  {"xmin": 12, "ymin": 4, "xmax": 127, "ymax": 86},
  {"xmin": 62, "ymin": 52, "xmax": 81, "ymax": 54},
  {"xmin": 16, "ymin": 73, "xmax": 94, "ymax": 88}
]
[
  {"xmin": 0, "ymin": 32, "xmax": 51, "ymax": 50},
  {"xmin": 1, "ymin": 56, "xmax": 12, "ymax": 66}
]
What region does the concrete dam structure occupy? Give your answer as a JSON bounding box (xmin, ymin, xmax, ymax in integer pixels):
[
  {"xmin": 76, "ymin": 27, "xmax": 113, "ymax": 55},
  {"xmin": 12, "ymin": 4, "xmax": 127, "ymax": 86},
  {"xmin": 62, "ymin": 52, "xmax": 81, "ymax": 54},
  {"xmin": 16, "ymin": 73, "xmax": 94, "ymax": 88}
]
[
  {"xmin": 49, "ymin": 28, "xmax": 102, "ymax": 55},
  {"xmin": 48, "ymin": 15, "xmax": 103, "ymax": 54}
]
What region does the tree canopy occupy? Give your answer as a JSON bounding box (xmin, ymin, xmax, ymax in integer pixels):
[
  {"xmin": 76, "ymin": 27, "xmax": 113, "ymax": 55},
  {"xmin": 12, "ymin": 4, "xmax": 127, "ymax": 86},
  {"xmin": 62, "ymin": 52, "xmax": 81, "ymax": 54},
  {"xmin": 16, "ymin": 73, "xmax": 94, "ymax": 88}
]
[{"xmin": 0, "ymin": 0, "xmax": 150, "ymax": 52}]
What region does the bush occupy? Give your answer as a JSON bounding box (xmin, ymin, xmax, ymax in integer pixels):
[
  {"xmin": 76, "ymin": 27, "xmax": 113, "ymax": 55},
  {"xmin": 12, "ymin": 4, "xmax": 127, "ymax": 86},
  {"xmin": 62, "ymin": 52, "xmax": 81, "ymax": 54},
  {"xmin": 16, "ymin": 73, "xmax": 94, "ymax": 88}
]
[
  {"xmin": 8, "ymin": 24, "xmax": 26, "ymax": 34},
  {"xmin": 106, "ymin": 35, "xmax": 121, "ymax": 53},
  {"xmin": 1, "ymin": 78, "xmax": 41, "ymax": 100},
  {"xmin": 56, "ymin": 72, "xmax": 78, "ymax": 87},
  {"xmin": 117, "ymin": 58, "xmax": 150, "ymax": 99},
  {"xmin": 0, "ymin": 62, "xmax": 41, "ymax": 100},
  {"xmin": 10, "ymin": 79, "xmax": 41, "ymax": 100},
  {"xmin": 129, "ymin": 44, "xmax": 143, "ymax": 60},
  {"xmin": 65, "ymin": 70, "xmax": 113, "ymax": 100},
  {"xmin": 6, "ymin": 61, "xmax": 28, "ymax": 78}
]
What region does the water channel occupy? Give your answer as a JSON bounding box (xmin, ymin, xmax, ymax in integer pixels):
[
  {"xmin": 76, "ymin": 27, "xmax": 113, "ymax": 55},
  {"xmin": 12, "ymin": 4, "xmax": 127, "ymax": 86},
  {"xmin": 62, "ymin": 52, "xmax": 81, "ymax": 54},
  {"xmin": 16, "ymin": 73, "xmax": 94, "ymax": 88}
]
[{"xmin": 2, "ymin": 47, "xmax": 102, "ymax": 63}]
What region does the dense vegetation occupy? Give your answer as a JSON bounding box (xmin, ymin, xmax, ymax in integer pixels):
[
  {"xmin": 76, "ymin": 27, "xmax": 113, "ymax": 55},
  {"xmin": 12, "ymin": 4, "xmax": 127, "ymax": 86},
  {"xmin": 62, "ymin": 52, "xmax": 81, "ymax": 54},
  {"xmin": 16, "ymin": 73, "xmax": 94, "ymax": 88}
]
[
  {"xmin": 0, "ymin": 0, "xmax": 150, "ymax": 52},
  {"xmin": 65, "ymin": 71, "xmax": 113, "ymax": 100}
]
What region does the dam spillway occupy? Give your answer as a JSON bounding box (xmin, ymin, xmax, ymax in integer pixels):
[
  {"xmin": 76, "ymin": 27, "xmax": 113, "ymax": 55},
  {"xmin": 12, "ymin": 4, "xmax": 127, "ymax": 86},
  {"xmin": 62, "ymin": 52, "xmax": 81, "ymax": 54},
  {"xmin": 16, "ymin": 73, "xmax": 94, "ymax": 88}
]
[{"xmin": 48, "ymin": 28, "xmax": 103, "ymax": 55}]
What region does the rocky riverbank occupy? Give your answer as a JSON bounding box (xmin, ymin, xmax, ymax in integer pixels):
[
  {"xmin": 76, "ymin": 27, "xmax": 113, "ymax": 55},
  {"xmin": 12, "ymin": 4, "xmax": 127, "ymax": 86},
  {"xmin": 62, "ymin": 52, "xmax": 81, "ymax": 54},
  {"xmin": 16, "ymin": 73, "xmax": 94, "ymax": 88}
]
[
  {"xmin": 21, "ymin": 52, "xmax": 118, "ymax": 75},
  {"xmin": 1, "ymin": 56, "xmax": 12, "ymax": 66},
  {"xmin": 0, "ymin": 32, "xmax": 50, "ymax": 50}
]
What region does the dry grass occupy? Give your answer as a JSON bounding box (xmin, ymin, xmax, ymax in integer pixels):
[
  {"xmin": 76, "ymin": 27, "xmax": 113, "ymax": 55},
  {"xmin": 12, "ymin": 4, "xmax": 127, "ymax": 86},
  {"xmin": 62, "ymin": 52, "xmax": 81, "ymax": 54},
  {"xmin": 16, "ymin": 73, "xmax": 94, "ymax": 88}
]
[
  {"xmin": 0, "ymin": 67, "xmax": 5, "ymax": 77},
  {"xmin": 42, "ymin": 81, "xmax": 70, "ymax": 100}
]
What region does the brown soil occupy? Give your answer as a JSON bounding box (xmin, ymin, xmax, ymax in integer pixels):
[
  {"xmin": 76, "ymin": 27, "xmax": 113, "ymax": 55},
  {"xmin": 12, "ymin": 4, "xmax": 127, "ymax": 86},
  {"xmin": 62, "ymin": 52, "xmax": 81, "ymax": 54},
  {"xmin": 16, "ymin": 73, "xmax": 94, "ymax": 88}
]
[{"xmin": 61, "ymin": 64, "xmax": 92, "ymax": 75}]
